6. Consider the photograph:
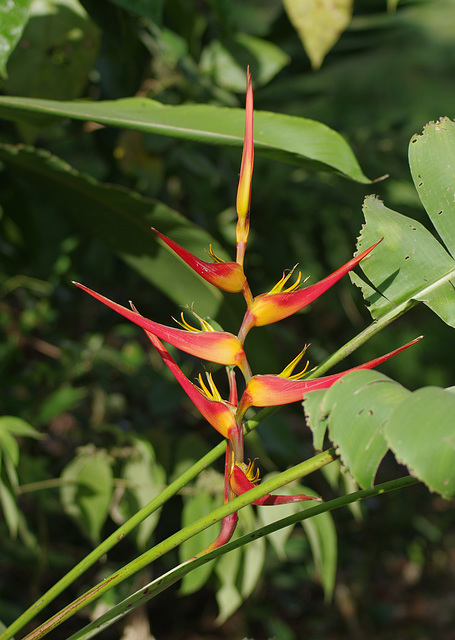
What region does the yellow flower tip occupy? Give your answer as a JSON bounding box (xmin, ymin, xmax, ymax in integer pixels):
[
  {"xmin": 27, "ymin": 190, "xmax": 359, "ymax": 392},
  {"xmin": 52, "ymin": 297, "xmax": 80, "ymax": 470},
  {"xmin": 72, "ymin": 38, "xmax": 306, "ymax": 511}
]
[{"xmin": 236, "ymin": 67, "xmax": 254, "ymax": 221}]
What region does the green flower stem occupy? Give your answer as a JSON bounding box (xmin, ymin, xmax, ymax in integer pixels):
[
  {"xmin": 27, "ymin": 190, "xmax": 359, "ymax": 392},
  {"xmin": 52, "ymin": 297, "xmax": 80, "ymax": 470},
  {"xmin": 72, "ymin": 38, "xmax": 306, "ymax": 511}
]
[
  {"xmin": 68, "ymin": 474, "xmax": 419, "ymax": 640},
  {"xmin": 0, "ymin": 407, "xmax": 275, "ymax": 640},
  {"xmin": 20, "ymin": 449, "xmax": 338, "ymax": 640},
  {"xmin": 0, "ymin": 439, "xmax": 223, "ymax": 640}
]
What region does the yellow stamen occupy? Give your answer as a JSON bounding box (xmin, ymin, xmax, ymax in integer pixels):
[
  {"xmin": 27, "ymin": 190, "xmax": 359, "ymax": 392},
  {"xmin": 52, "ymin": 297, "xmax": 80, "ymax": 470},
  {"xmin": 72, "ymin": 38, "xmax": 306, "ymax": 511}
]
[
  {"xmin": 175, "ymin": 310, "xmax": 215, "ymax": 333},
  {"xmin": 269, "ymin": 265, "xmax": 302, "ymax": 295},
  {"xmin": 207, "ymin": 245, "xmax": 225, "ymax": 264},
  {"xmin": 197, "ymin": 371, "xmax": 223, "ymax": 402},
  {"xmin": 279, "ymin": 346, "xmax": 310, "ymax": 380},
  {"xmin": 237, "ymin": 458, "xmax": 260, "ymax": 483}
]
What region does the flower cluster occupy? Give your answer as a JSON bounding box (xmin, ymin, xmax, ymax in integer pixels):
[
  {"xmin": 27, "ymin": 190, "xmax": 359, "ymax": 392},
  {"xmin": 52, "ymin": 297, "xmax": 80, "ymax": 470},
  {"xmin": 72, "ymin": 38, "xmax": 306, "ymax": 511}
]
[{"xmin": 74, "ymin": 68, "xmax": 417, "ymax": 553}]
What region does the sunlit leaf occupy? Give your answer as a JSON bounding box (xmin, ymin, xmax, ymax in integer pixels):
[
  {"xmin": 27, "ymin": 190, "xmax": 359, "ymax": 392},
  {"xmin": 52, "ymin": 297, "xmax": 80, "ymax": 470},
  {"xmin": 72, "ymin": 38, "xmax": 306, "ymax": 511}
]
[
  {"xmin": 2, "ymin": 0, "xmax": 100, "ymax": 101},
  {"xmin": 409, "ymin": 117, "xmax": 455, "ymax": 259},
  {"xmin": 384, "ymin": 387, "xmax": 455, "ymax": 499},
  {"xmin": 0, "ymin": 96, "xmax": 371, "ymax": 182},
  {"xmin": 314, "ymin": 370, "xmax": 410, "ymax": 488},
  {"xmin": 353, "ymin": 195, "xmax": 455, "ymax": 326},
  {"xmin": 283, "ymin": 0, "xmax": 353, "ymax": 69},
  {"xmin": 0, "ymin": 0, "xmax": 32, "ymax": 79}
]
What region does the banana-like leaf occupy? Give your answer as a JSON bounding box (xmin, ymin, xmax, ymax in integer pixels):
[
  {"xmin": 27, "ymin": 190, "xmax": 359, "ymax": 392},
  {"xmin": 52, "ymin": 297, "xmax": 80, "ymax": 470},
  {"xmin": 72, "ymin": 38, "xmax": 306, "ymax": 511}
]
[
  {"xmin": 304, "ymin": 370, "xmax": 455, "ymax": 499},
  {"xmin": 0, "ymin": 143, "xmax": 228, "ymax": 318},
  {"xmin": 352, "ymin": 118, "xmax": 455, "ymax": 326},
  {"xmin": 0, "ymin": 95, "xmax": 370, "ymax": 182}
]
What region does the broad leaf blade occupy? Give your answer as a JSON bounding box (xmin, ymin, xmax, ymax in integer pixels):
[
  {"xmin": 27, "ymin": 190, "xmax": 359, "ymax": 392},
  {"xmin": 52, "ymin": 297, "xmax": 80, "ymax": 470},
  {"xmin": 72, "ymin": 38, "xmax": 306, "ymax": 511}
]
[
  {"xmin": 355, "ymin": 195, "xmax": 455, "ymax": 326},
  {"xmin": 409, "ymin": 117, "xmax": 455, "ymax": 259},
  {"xmin": 315, "ymin": 370, "xmax": 411, "ymax": 488},
  {"xmin": 0, "ymin": 143, "xmax": 225, "ymax": 317},
  {"xmin": 384, "ymin": 387, "xmax": 455, "ymax": 500},
  {"xmin": 0, "ymin": 96, "xmax": 370, "ymax": 182}
]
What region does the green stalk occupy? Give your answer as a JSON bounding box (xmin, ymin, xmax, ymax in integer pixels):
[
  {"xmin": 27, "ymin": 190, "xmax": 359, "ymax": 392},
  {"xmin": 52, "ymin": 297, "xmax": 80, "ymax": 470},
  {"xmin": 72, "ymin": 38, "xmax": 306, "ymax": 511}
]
[
  {"xmin": 313, "ymin": 299, "xmax": 418, "ymax": 377},
  {"xmin": 68, "ymin": 474, "xmax": 419, "ymax": 640},
  {"xmin": 20, "ymin": 449, "xmax": 338, "ymax": 640}
]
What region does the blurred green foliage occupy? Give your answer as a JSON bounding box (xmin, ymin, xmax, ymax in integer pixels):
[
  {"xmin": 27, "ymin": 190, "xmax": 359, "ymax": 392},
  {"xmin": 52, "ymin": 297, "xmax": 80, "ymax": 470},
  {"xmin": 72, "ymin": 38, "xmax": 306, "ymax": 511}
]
[{"xmin": 1, "ymin": 0, "xmax": 455, "ymax": 638}]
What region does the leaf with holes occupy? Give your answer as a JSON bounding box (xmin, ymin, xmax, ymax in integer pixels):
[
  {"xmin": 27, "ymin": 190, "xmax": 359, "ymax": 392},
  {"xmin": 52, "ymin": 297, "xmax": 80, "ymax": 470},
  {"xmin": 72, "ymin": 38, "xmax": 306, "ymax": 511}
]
[{"xmin": 352, "ymin": 118, "xmax": 455, "ymax": 327}]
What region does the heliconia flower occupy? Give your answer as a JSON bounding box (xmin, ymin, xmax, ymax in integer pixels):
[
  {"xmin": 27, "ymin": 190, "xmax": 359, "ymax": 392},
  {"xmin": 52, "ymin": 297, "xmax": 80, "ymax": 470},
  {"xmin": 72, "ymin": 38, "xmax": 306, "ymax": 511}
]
[
  {"xmin": 136, "ymin": 316, "xmax": 240, "ymax": 441},
  {"xmin": 238, "ymin": 240, "xmax": 382, "ymax": 340},
  {"xmin": 236, "ymin": 66, "xmax": 254, "ymax": 267},
  {"xmin": 237, "ymin": 337, "xmax": 422, "ymax": 416},
  {"xmin": 152, "ymin": 228, "xmax": 247, "ymax": 293},
  {"xmin": 73, "ymin": 282, "xmax": 251, "ymax": 378},
  {"xmin": 230, "ymin": 460, "xmax": 320, "ymax": 506}
]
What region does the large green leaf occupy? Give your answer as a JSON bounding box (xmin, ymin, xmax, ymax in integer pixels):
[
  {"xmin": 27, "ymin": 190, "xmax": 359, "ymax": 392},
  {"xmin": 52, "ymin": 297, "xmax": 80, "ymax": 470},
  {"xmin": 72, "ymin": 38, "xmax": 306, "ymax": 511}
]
[
  {"xmin": 0, "ymin": 143, "xmax": 227, "ymax": 317},
  {"xmin": 383, "ymin": 386, "xmax": 455, "ymax": 500},
  {"xmin": 307, "ymin": 370, "xmax": 411, "ymax": 488},
  {"xmin": 2, "ymin": 0, "xmax": 100, "ymax": 101},
  {"xmin": 353, "ymin": 118, "xmax": 455, "ymax": 327},
  {"xmin": 304, "ymin": 371, "xmax": 455, "ymax": 499},
  {"xmin": 352, "ymin": 195, "xmax": 455, "ymax": 326},
  {"xmin": 409, "ymin": 117, "xmax": 455, "ymax": 259},
  {"xmin": 0, "ymin": 95, "xmax": 370, "ymax": 182}
]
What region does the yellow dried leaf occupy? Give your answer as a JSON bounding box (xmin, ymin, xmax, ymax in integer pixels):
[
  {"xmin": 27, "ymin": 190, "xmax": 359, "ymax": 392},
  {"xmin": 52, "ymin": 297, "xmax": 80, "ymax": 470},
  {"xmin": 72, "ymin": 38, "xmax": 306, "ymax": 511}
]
[{"xmin": 283, "ymin": 0, "xmax": 353, "ymax": 69}]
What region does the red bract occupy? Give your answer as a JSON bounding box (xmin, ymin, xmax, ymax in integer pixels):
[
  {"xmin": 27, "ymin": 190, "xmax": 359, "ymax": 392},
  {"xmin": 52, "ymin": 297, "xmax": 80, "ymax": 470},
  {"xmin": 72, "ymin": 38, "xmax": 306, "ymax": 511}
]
[
  {"xmin": 230, "ymin": 461, "xmax": 320, "ymax": 506},
  {"xmin": 153, "ymin": 228, "xmax": 247, "ymax": 293},
  {"xmin": 73, "ymin": 282, "xmax": 251, "ymax": 378},
  {"xmin": 237, "ymin": 337, "xmax": 422, "ymax": 416},
  {"xmin": 239, "ymin": 240, "xmax": 382, "ymax": 340}
]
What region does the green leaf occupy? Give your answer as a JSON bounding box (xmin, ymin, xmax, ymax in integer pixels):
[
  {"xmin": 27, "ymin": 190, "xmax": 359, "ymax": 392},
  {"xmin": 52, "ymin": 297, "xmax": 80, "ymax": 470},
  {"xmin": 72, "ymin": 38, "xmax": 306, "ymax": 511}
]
[
  {"xmin": 0, "ymin": 416, "xmax": 42, "ymax": 440},
  {"xmin": 0, "ymin": 428, "xmax": 19, "ymax": 468},
  {"xmin": 0, "ymin": 143, "xmax": 226, "ymax": 317},
  {"xmin": 353, "ymin": 195, "xmax": 455, "ymax": 326},
  {"xmin": 298, "ymin": 485, "xmax": 337, "ymax": 602},
  {"xmin": 179, "ymin": 490, "xmax": 218, "ymax": 595},
  {"xmin": 2, "ymin": 0, "xmax": 100, "ymax": 101},
  {"xmin": 317, "ymin": 370, "xmax": 411, "ymax": 488},
  {"xmin": 384, "ymin": 387, "xmax": 455, "ymax": 499},
  {"xmin": 119, "ymin": 439, "xmax": 166, "ymax": 550},
  {"xmin": 256, "ymin": 474, "xmax": 301, "ymax": 560},
  {"xmin": 200, "ymin": 32, "xmax": 290, "ymax": 92},
  {"xmin": 215, "ymin": 544, "xmax": 242, "ymax": 624},
  {"xmin": 302, "ymin": 388, "xmax": 329, "ymax": 451},
  {"xmin": 0, "ymin": 0, "xmax": 32, "ymax": 79},
  {"xmin": 238, "ymin": 505, "xmax": 265, "ymax": 600},
  {"xmin": 0, "ymin": 480, "xmax": 19, "ymax": 538},
  {"xmin": 282, "ymin": 0, "xmax": 353, "ymax": 69},
  {"xmin": 36, "ymin": 385, "xmax": 86, "ymax": 424},
  {"xmin": 0, "ymin": 97, "xmax": 371, "ymax": 182},
  {"xmin": 60, "ymin": 449, "xmax": 113, "ymax": 543},
  {"xmin": 409, "ymin": 117, "xmax": 455, "ymax": 259},
  {"xmin": 305, "ymin": 371, "xmax": 455, "ymax": 499}
]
